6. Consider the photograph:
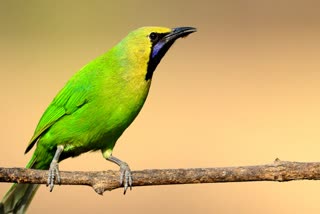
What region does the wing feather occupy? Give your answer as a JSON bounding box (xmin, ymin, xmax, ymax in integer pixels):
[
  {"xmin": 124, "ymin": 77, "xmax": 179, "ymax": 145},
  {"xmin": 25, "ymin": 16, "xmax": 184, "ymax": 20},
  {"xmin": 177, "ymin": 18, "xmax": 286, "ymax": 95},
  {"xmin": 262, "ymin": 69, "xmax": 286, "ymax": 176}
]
[{"xmin": 25, "ymin": 81, "xmax": 89, "ymax": 153}]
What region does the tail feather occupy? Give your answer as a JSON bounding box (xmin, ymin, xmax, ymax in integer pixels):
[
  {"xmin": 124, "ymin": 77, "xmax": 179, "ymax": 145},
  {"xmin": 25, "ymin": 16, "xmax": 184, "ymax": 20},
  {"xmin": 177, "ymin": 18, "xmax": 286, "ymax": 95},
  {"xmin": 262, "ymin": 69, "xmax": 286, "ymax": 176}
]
[
  {"xmin": 1, "ymin": 151, "xmax": 51, "ymax": 214},
  {"xmin": 0, "ymin": 202, "xmax": 4, "ymax": 213},
  {"xmin": 1, "ymin": 184, "xmax": 39, "ymax": 214}
]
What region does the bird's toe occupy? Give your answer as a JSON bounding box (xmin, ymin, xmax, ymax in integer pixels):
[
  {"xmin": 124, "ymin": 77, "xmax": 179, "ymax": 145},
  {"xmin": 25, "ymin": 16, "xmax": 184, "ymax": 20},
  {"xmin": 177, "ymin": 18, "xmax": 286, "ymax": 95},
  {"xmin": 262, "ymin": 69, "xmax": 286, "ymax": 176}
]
[
  {"xmin": 119, "ymin": 162, "xmax": 132, "ymax": 194},
  {"xmin": 47, "ymin": 160, "xmax": 60, "ymax": 192}
]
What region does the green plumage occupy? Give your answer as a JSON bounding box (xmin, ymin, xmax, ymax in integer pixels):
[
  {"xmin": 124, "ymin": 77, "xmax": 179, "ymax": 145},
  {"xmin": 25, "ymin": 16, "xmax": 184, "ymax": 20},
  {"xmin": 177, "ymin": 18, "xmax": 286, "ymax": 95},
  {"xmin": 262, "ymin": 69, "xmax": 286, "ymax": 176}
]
[{"xmin": 1, "ymin": 26, "xmax": 196, "ymax": 214}]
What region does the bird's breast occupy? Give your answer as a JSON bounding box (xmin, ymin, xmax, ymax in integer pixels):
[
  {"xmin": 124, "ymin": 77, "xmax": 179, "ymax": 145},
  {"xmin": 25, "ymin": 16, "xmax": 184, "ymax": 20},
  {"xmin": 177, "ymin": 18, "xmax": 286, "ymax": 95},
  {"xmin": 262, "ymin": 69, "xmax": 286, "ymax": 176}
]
[{"xmin": 94, "ymin": 71, "xmax": 152, "ymax": 135}]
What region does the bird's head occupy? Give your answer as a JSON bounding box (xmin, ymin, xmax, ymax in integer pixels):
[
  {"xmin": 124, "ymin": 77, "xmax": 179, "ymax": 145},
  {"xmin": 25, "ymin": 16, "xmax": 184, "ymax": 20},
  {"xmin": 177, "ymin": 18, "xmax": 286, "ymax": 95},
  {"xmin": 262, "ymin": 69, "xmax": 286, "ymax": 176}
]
[{"xmin": 117, "ymin": 26, "xmax": 197, "ymax": 80}]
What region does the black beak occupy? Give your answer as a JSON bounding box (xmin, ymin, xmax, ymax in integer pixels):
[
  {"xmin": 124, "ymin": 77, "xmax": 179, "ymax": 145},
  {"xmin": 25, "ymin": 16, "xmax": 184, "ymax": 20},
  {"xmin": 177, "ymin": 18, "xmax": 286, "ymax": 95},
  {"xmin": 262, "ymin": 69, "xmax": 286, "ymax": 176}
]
[{"xmin": 163, "ymin": 27, "xmax": 197, "ymax": 42}]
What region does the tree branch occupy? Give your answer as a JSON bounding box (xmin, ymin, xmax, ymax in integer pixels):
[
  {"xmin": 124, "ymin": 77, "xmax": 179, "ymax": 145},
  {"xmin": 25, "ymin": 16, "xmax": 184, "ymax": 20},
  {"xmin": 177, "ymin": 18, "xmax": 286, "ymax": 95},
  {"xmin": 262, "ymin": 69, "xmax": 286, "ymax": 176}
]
[{"xmin": 1, "ymin": 159, "xmax": 320, "ymax": 195}]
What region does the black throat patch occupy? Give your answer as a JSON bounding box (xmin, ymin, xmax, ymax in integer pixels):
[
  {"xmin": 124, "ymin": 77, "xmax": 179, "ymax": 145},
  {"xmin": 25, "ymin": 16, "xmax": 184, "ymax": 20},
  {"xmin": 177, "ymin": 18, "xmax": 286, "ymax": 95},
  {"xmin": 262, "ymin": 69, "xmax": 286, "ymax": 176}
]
[{"xmin": 145, "ymin": 33, "xmax": 171, "ymax": 81}]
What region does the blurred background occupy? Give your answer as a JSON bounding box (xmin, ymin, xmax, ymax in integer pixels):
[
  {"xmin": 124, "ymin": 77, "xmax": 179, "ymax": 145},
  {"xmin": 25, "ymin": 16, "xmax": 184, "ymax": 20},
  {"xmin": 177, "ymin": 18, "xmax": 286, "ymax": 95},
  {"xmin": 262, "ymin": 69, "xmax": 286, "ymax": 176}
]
[{"xmin": 1, "ymin": 0, "xmax": 320, "ymax": 213}]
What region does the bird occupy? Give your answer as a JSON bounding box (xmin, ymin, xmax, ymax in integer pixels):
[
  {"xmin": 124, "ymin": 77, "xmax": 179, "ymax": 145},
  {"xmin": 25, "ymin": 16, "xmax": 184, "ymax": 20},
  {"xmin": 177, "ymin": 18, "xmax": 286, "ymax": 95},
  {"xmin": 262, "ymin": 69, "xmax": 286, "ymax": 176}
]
[{"xmin": 0, "ymin": 26, "xmax": 196, "ymax": 214}]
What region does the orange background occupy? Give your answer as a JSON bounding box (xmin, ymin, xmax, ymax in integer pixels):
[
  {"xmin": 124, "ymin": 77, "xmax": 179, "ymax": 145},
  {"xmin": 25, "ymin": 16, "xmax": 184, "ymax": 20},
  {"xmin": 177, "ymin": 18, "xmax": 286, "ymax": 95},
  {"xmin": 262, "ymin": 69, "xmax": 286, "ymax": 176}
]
[{"xmin": 1, "ymin": 1, "xmax": 320, "ymax": 213}]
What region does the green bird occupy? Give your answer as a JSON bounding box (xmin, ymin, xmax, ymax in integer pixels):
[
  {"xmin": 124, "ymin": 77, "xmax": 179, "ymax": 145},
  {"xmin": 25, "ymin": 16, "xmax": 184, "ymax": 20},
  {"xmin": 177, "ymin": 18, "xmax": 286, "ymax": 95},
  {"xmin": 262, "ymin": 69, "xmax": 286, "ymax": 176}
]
[{"xmin": 0, "ymin": 26, "xmax": 196, "ymax": 214}]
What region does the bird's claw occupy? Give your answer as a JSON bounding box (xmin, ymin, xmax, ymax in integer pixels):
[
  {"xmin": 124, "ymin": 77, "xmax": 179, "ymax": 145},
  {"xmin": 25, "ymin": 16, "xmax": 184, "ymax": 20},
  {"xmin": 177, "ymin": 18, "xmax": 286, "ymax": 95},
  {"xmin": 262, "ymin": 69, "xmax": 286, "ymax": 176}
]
[
  {"xmin": 47, "ymin": 160, "xmax": 60, "ymax": 192},
  {"xmin": 119, "ymin": 162, "xmax": 132, "ymax": 194}
]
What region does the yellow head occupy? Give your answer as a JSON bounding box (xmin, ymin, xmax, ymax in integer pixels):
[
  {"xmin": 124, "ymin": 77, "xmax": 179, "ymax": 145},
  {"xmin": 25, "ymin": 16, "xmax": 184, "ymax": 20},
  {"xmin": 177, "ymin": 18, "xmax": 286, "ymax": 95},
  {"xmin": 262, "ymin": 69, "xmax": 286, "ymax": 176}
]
[{"xmin": 116, "ymin": 26, "xmax": 197, "ymax": 80}]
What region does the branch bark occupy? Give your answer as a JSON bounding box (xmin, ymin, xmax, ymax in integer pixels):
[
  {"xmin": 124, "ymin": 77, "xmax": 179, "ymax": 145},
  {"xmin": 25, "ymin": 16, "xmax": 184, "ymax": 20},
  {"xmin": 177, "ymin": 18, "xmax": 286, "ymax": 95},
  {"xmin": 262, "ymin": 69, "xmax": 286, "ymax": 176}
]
[{"xmin": 1, "ymin": 159, "xmax": 320, "ymax": 195}]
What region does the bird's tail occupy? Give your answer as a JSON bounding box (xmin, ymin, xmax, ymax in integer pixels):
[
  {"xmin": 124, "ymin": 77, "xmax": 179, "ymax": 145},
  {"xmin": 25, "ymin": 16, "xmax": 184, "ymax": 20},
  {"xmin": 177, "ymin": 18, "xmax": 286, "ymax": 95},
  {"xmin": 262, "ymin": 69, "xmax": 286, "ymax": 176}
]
[
  {"xmin": 0, "ymin": 183, "xmax": 40, "ymax": 214},
  {"xmin": 1, "ymin": 153, "xmax": 48, "ymax": 214}
]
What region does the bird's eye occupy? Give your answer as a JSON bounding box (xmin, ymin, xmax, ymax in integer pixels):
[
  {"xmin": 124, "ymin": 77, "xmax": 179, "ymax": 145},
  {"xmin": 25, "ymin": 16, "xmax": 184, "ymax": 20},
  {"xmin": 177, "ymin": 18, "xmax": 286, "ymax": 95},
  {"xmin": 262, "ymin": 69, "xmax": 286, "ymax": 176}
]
[{"xmin": 149, "ymin": 33, "xmax": 158, "ymax": 42}]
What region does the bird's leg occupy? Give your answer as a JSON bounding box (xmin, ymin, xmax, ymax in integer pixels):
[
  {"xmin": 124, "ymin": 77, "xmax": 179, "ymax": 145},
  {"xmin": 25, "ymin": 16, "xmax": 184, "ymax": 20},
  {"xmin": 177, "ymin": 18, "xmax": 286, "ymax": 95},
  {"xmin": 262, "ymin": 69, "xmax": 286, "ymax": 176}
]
[
  {"xmin": 47, "ymin": 145, "xmax": 64, "ymax": 192},
  {"xmin": 107, "ymin": 155, "xmax": 132, "ymax": 194}
]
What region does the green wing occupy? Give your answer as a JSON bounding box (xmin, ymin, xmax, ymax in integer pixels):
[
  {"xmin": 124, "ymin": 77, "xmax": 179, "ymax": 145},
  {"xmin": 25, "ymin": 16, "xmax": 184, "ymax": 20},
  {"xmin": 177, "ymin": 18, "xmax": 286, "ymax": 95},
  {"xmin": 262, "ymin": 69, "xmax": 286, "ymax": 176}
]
[{"xmin": 25, "ymin": 80, "xmax": 89, "ymax": 154}]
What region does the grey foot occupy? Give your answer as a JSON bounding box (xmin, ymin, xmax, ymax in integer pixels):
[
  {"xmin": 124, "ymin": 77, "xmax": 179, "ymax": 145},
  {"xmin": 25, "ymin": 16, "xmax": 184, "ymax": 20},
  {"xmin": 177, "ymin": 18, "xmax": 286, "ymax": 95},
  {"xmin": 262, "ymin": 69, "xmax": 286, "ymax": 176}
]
[
  {"xmin": 106, "ymin": 155, "xmax": 133, "ymax": 194},
  {"xmin": 119, "ymin": 162, "xmax": 132, "ymax": 194},
  {"xmin": 47, "ymin": 160, "xmax": 61, "ymax": 192}
]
